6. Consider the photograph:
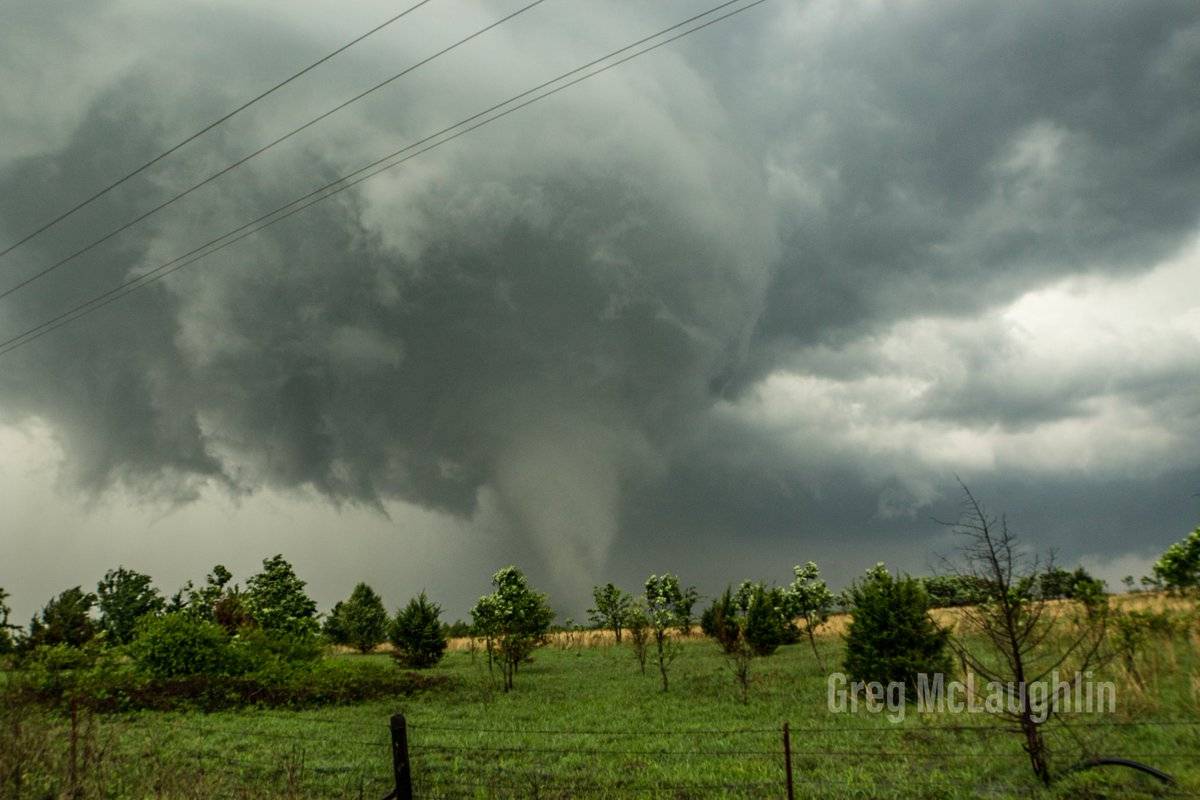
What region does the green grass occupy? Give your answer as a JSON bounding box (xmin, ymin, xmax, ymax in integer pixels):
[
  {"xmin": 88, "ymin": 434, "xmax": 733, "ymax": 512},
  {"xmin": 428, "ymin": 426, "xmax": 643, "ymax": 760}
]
[{"xmin": 9, "ymin": 634, "xmax": 1200, "ymax": 798}]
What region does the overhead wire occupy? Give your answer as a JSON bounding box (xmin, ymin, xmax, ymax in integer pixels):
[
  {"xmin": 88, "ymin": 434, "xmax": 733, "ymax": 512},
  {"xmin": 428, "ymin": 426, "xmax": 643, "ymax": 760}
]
[
  {"xmin": 0, "ymin": 0, "xmax": 549, "ymax": 303},
  {"xmin": 0, "ymin": 0, "xmax": 769, "ymax": 359},
  {"xmin": 0, "ymin": 0, "xmax": 437, "ymax": 261}
]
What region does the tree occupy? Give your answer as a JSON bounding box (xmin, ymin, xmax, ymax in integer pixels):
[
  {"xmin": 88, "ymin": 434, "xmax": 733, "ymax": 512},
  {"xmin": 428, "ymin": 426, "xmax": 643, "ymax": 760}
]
[
  {"xmin": 784, "ymin": 561, "xmax": 834, "ymax": 670},
  {"xmin": 678, "ymin": 586, "xmax": 701, "ymax": 636},
  {"xmin": 26, "ymin": 587, "xmax": 98, "ymax": 649},
  {"xmin": 644, "ymin": 573, "xmax": 694, "ymax": 692},
  {"xmin": 327, "ymin": 583, "xmax": 389, "ymax": 653},
  {"xmin": 626, "ymin": 600, "xmax": 651, "ymax": 674},
  {"xmin": 390, "ymin": 592, "xmax": 448, "ymax": 668},
  {"xmin": 702, "ymin": 582, "xmax": 791, "ymax": 703},
  {"xmin": 920, "ymin": 574, "xmax": 985, "ymax": 608},
  {"xmin": 587, "ymin": 583, "xmax": 633, "ymax": 643},
  {"xmin": 470, "ymin": 567, "xmax": 554, "ymax": 691},
  {"xmin": 843, "ymin": 564, "xmax": 952, "ymax": 694},
  {"xmin": 939, "ymin": 484, "xmax": 1110, "ymax": 785},
  {"xmin": 170, "ymin": 564, "xmax": 249, "ymax": 633},
  {"xmin": 0, "ymin": 587, "xmax": 18, "ymax": 654},
  {"xmin": 243, "ymin": 555, "xmax": 319, "ymax": 637},
  {"xmin": 1151, "ymin": 527, "xmax": 1200, "ymax": 591},
  {"xmin": 97, "ymin": 567, "xmax": 165, "ymax": 645}
]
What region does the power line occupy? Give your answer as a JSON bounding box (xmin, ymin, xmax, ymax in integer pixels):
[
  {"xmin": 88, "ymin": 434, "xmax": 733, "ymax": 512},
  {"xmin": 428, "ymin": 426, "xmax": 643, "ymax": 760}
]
[
  {"xmin": 0, "ymin": 0, "xmax": 768, "ymax": 359},
  {"xmin": 0, "ymin": 0, "xmax": 436, "ymax": 262},
  {"xmin": 0, "ymin": 0, "xmax": 549, "ymax": 303}
]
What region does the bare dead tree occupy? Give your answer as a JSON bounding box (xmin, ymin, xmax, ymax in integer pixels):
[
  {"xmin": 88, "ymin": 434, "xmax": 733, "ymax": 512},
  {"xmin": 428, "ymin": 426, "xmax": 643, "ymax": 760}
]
[{"xmin": 939, "ymin": 482, "xmax": 1109, "ymax": 785}]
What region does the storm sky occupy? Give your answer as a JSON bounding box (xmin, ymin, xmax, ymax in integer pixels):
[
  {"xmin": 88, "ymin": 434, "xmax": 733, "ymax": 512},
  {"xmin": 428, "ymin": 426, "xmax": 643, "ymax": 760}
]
[{"xmin": 2, "ymin": 0, "xmax": 1198, "ymax": 623}]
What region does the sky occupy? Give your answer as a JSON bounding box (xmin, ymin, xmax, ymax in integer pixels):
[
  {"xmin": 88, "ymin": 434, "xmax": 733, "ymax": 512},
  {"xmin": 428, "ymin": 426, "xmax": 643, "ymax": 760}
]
[{"xmin": 1, "ymin": 0, "xmax": 1198, "ymax": 625}]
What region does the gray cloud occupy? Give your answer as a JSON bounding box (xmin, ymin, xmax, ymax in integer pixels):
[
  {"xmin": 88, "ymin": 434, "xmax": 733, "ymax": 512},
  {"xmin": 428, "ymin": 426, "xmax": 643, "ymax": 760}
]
[{"xmin": 1, "ymin": 0, "xmax": 1198, "ymax": 614}]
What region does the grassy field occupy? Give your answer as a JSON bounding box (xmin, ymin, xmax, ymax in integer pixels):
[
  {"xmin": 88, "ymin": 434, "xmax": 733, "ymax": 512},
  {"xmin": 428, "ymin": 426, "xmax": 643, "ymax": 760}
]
[{"xmin": 9, "ymin": 605, "xmax": 1200, "ymax": 800}]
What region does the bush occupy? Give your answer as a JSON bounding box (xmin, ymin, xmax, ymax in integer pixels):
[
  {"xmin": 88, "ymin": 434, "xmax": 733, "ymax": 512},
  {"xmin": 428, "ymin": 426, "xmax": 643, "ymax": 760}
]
[
  {"xmin": 14, "ymin": 657, "xmax": 452, "ymax": 712},
  {"xmin": 843, "ymin": 564, "xmax": 952, "ymax": 694},
  {"xmin": 128, "ymin": 613, "xmax": 246, "ymax": 678},
  {"xmin": 391, "ymin": 592, "xmax": 448, "ymax": 669}
]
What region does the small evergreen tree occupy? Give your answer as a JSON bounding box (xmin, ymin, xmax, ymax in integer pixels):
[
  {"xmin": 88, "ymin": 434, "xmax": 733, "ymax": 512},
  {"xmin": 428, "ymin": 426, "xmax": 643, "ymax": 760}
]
[
  {"xmin": 587, "ymin": 583, "xmax": 633, "ymax": 642},
  {"xmin": 390, "ymin": 592, "xmax": 448, "ymax": 668},
  {"xmin": 244, "ymin": 555, "xmax": 319, "ymax": 637},
  {"xmin": 27, "ymin": 587, "xmax": 97, "ymax": 649},
  {"xmin": 97, "ymin": 567, "xmax": 165, "ymax": 645},
  {"xmin": 328, "ymin": 583, "xmax": 389, "ymax": 653},
  {"xmin": 0, "ymin": 587, "xmax": 18, "ymax": 654},
  {"xmin": 323, "ymin": 601, "xmax": 349, "ymax": 645},
  {"xmin": 843, "ymin": 564, "xmax": 952, "ymax": 694}
]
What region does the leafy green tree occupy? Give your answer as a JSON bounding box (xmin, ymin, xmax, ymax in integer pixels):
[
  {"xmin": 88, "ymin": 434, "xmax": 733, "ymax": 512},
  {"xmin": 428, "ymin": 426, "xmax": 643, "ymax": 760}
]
[
  {"xmin": 587, "ymin": 583, "xmax": 633, "ymax": 642},
  {"xmin": 784, "ymin": 561, "xmax": 834, "ymax": 670},
  {"xmin": 244, "ymin": 554, "xmax": 319, "ymax": 636},
  {"xmin": 625, "ymin": 600, "xmax": 651, "ymax": 674},
  {"xmin": 1151, "ymin": 527, "xmax": 1200, "ymax": 591},
  {"xmin": 843, "ymin": 564, "xmax": 952, "ymax": 694},
  {"xmin": 326, "ymin": 583, "xmax": 389, "ymax": 653},
  {"xmin": 470, "ymin": 566, "xmax": 554, "ymax": 691},
  {"xmin": 26, "ymin": 587, "xmax": 98, "ymax": 648},
  {"xmin": 97, "ymin": 567, "xmax": 165, "ymax": 645},
  {"xmin": 644, "ymin": 573, "xmax": 694, "ymax": 692},
  {"xmin": 171, "ymin": 565, "xmax": 253, "ymax": 634},
  {"xmin": 920, "ymin": 574, "xmax": 985, "ymax": 608},
  {"xmin": 390, "ymin": 592, "xmax": 448, "ymax": 668}
]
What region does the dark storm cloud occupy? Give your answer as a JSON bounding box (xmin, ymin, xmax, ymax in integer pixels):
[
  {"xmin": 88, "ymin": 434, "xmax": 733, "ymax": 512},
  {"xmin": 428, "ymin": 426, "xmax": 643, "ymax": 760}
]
[{"xmin": 1, "ymin": 0, "xmax": 1198, "ymax": 610}]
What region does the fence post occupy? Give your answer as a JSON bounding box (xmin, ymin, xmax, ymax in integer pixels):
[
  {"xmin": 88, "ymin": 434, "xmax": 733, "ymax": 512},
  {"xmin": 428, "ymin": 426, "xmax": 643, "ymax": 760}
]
[
  {"xmin": 782, "ymin": 721, "xmax": 794, "ymax": 800},
  {"xmin": 390, "ymin": 714, "xmax": 413, "ymax": 800}
]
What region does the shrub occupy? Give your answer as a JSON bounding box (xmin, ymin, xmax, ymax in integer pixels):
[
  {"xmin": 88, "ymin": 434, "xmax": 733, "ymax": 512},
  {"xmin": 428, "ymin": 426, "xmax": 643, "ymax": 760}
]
[
  {"xmin": 391, "ymin": 592, "xmax": 448, "ymax": 669},
  {"xmin": 127, "ymin": 613, "xmax": 245, "ymax": 678},
  {"xmin": 327, "ymin": 583, "xmax": 389, "ymax": 653},
  {"xmin": 843, "ymin": 564, "xmax": 952, "ymax": 694}
]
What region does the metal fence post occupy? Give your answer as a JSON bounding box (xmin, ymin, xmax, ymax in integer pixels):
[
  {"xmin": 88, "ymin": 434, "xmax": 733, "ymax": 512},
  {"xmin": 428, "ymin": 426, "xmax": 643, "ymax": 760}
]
[
  {"xmin": 782, "ymin": 721, "xmax": 794, "ymax": 800},
  {"xmin": 390, "ymin": 714, "xmax": 413, "ymax": 800}
]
